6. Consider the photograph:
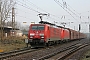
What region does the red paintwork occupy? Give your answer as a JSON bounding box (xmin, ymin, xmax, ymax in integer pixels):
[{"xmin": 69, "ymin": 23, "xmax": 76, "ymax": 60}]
[{"xmin": 60, "ymin": 28, "xmax": 70, "ymax": 40}]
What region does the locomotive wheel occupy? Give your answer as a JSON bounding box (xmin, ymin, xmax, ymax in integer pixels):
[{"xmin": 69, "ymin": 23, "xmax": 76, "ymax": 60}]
[
  {"xmin": 46, "ymin": 43, "xmax": 49, "ymax": 47},
  {"xmin": 45, "ymin": 42, "xmax": 51, "ymax": 47},
  {"xmin": 59, "ymin": 40, "xmax": 62, "ymax": 44}
]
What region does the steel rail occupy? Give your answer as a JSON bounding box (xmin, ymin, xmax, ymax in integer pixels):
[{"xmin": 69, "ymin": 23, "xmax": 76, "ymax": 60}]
[
  {"xmin": 56, "ymin": 44, "xmax": 89, "ymax": 60},
  {"xmin": 38, "ymin": 43, "xmax": 89, "ymax": 60},
  {"xmin": 0, "ymin": 47, "xmax": 38, "ymax": 60}
]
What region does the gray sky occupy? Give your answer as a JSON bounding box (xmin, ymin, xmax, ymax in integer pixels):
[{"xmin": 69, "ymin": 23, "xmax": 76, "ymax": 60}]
[{"xmin": 15, "ymin": 0, "xmax": 90, "ymax": 33}]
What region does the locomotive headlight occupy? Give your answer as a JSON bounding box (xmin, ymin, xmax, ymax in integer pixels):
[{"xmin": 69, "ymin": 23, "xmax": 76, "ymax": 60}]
[
  {"xmin": 30, "ymin": 36, "xmax": 33, "ymax": 38},
  {"xmin": 41, "ymin": 36, "xmax": 44, "ymax": 38},
  {"xmin": 40, "ymin": 34, "xmax": 44, "ymax": 36},
  {"xmin": 30, "ymin": 34, "xmax": 35, "ymax": 36}
]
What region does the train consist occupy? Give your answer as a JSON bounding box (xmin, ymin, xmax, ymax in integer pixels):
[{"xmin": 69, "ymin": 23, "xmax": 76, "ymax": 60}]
[{"xmin": 28, "ymin": 21, "xmax": 86, "ymax": 47}]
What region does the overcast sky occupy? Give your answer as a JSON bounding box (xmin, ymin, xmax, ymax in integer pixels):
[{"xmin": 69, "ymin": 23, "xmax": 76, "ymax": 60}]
[{"xmin": 15, "ymin": 0, "xmax": 90, "ymax": 33}]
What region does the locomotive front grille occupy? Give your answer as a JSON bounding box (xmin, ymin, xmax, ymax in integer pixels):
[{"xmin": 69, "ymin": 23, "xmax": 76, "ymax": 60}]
[
  {"xmin": 31, "ymin": 39, "xmax": 45, "ymax": 44},
  {"xmin": 33, "ymin": 39, "xmax": 40, "ymax": 43}
]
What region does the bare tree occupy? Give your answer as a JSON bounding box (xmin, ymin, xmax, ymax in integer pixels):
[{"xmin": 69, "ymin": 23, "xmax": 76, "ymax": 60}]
[
  {"xmin": 0, "ymin": 0, "xmax": 15, "ymax": 22},
  {"xmin": 0, "ymin": 0, "xmax": 15, "ymax": 40}
]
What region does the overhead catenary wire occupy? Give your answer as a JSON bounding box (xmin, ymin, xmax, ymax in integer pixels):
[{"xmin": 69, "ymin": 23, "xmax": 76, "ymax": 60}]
[
  {"xmin": 16, "ymin": 0, "xmax": 41, "ymax": 14},
  {"xmin": 54, "ymin": 0, "xmax": 89, "ymax": 23},
  {"xmin": 17, "ymin": 0, "xmax": 75, "ymax": 23},
  {"xmin": 16, "ymin": 0, "xmax": 81, "ymax": 24},
  {"xmin": 62, "ymin": 0, "xmax": 80, "ymax": 17},
  {"xmin": 15, "ymin": 0, "xmax": 76, "ymax": 27},
  {"xmin": 16, "ymin": 0, "xmax": 58, "ymax": 23},
  {"xmin": 21, "ymin": 0, "xmax": 64, "ymax": 21},
  {"xmin": 16, "ymin": 0, "xmax": 44, "ymax": 23},
  {"xmin": 59, "ymin": 0, "xmax": 87, "ymax": 21},
  {"xmin": 16, "ymin": 8, "xmax": 36, "ymax": 16},
  {"xmin": 23, "ymin": 0, "xmax": 49, "ymax": 14},
  {"xmin": 61, "ymin": 0, "xmax": 89, "ymax": 23},
  {"xmin": 54, "ymin": 0, "xmax": 78, "ymax": 22}
]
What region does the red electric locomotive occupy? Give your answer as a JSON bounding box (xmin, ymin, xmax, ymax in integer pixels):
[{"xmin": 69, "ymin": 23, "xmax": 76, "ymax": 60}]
[
  {"xmin": 28, "ymin": 21, "xmax": 86, "ymax": 47},
  {"xmin": 28, "ymin": 21, "xmax": 62, "ymax": 47},
  {"xmin": 28, "ymin": 24, "xmax": 49, "ymax": 47}
]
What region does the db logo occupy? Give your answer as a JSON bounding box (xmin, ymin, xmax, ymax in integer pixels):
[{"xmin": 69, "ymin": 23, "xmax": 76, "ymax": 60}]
[{"xmin": 36, "ymin": 31, "xmax": 38, "ymax": 33}]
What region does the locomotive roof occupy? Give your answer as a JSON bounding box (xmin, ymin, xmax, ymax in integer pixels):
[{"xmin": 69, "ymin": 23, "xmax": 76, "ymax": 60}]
[
  {"xmin": 31, "ymin": 21, "xmax": 77, "ymax": 30},
  {"xmin": 39, "ymin": 21, "xmax": 55, "ymax": 25},
  {"xmin": 39, "ymin": 21, "xmax": 64, "ymax": 28},
  {"xmin": 30, "ymin": 23, "xmax": 80, "ymax": 33}
]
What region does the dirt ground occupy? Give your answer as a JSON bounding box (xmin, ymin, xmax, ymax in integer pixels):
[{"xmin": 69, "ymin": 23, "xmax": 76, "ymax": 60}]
[{"xmin": 81, "ymin": 50, "xmax": 90, "ymax": 60}]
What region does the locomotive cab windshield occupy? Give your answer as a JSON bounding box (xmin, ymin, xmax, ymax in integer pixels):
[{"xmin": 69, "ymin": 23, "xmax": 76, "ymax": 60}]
[{"xmin": 31, "ymin": 25, "xmax": 44, "ymax": 30}]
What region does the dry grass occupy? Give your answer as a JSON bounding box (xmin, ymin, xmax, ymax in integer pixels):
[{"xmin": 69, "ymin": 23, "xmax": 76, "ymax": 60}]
[
  {"xmin": 0, "ymin": 36, "xmax": 28, "ymax": 52},
  {"xmin": 0, "ymin": 43, "xmax": 26, "ymax": 52}
]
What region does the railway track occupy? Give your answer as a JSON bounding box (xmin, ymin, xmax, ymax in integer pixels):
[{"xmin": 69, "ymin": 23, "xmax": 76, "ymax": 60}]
[
  {"xmin": 38, "ymin": 43, "xmax": 89, "ymax": 60},
  {"xmin": 7, "ymin": 40, "xmax": 83, "ymax": 60},
  {"xmin": 0, "ymin": 47, "xmax": 38, "ymax": 60}
]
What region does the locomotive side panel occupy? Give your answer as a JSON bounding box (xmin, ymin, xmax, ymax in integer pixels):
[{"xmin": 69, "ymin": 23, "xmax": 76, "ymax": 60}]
[
  {"xmin": 60, "ymin": 28, "xmax": 70, "ymax": 41},
  {"xmin": 64, "ymin": 29, "xmax": 70, "ymax": 40},
  {"xmin": 47, "ymin": 26, "xmax": 61, "ymax": 42},
  {"xmin": 44, "ymin": 25, "xmax": 50, "ymax": 43}
]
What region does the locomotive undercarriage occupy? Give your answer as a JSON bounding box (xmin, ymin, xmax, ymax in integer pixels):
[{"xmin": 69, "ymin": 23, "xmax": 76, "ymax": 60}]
[
  {"xmin": 28, "ymin": 39, "xmax": 64, "ymax": 47},
  {"xmin": 29, "ymin": 39, "xmax": 46, "ymax": 47}
]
